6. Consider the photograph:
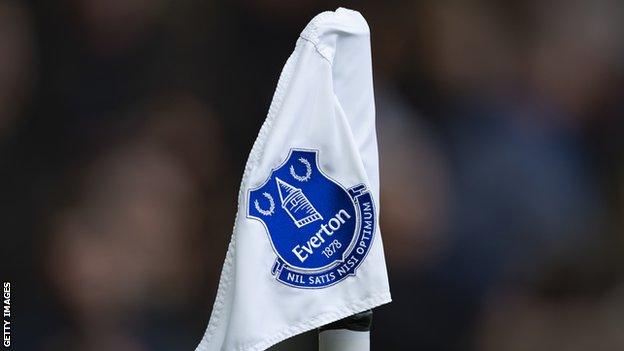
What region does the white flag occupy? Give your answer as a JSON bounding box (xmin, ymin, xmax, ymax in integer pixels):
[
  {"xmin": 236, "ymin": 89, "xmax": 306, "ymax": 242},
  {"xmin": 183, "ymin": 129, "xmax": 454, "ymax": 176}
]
[{"xmin": 196, "ymin": 8, "xmax": 391, "ymax": 351}]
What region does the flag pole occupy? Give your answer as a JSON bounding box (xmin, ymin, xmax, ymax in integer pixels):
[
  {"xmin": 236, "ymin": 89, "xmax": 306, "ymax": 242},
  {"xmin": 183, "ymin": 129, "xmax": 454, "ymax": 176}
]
[{"xmin": 318, "ymin": 310, "xmax": 372, "ymax": 351}]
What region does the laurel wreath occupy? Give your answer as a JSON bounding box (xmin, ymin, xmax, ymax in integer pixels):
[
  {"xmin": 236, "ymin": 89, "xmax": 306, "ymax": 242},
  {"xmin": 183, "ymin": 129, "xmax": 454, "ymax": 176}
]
[
  {"xmin": 254, "ymin": 192, "xmax": 275, "ymax": 216},
  {"xmin": 290, "ymin": 158, "xmax": 312, "ymax": 182}
]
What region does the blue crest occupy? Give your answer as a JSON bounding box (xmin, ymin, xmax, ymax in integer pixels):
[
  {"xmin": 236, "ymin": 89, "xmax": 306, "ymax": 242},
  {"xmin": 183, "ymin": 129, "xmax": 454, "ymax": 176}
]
[{"xmin": 248, "ymin": 149, "xmax": 376, "ymax": 288}]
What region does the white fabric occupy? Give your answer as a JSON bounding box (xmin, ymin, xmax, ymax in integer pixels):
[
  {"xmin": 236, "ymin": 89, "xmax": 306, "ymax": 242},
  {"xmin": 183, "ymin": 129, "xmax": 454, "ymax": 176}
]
[{"xmin": 195, "ymin": 8, "xmax": 391, "ymax": 351}]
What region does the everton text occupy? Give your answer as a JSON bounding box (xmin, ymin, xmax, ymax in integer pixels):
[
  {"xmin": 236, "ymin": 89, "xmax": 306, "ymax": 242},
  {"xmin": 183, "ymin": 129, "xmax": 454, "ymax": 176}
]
[{"xmin": 291, "ymin": 209, "xmax": 351, "ymax": 263}]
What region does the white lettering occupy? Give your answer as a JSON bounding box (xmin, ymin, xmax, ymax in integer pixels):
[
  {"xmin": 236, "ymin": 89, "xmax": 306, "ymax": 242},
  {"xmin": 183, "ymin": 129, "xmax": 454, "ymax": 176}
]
[
  {"xmin": 328, "ymin": 218, "xmax": 340, "ymax": 231},
  {"xmin": 291, "ymin": 209, "xmax": 352, "ymax": 263},
  {"xmin": 309, "ymin": 236, "xmax": 321, "ymax": 248},
  {"xmin": 320, "ymin": 223, "xmax": 333, "ymax": 236},
  {"xmin": 2, "ymin": 282, "xmax": 9, "ymax": 347},
  {"xmin": 292, "ymin": 245, "xmax": 309, "ymax": 262},
  {"xmin": 336, "ymin": 209, "xmax": 351, "ymax": 223}
]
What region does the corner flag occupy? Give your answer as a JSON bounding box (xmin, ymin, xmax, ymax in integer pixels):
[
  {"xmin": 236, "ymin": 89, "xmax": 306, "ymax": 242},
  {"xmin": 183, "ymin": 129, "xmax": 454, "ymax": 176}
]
[{"xmin": 196, "ymin": 8, "xmax": 391, "ymax": 350}]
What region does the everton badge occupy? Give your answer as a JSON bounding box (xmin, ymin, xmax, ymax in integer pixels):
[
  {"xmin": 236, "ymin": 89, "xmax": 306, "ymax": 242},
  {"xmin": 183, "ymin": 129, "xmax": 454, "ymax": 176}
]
[{"xmin": 248, "ymin": 149, "xmax": 376, "ymax": 288}]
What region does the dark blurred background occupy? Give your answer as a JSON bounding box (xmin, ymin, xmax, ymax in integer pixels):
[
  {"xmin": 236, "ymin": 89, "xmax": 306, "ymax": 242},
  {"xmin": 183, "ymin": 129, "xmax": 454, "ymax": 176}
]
[{"xmin": 1, "ymin": 0, "xmax": 623, "ymax": 350}]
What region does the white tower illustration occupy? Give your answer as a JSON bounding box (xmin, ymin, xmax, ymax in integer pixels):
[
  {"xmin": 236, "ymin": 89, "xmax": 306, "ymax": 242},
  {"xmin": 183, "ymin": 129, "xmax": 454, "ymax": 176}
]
[{"xmin": 275, "ymin": 177, "xmax": 323, "ymax": 228}]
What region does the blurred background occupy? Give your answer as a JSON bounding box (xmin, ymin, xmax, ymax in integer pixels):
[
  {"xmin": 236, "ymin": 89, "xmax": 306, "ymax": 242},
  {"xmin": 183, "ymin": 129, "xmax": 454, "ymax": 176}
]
[{"xmin": 1, "ymin": 0, "xmax": 624, "ymax": 350}]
